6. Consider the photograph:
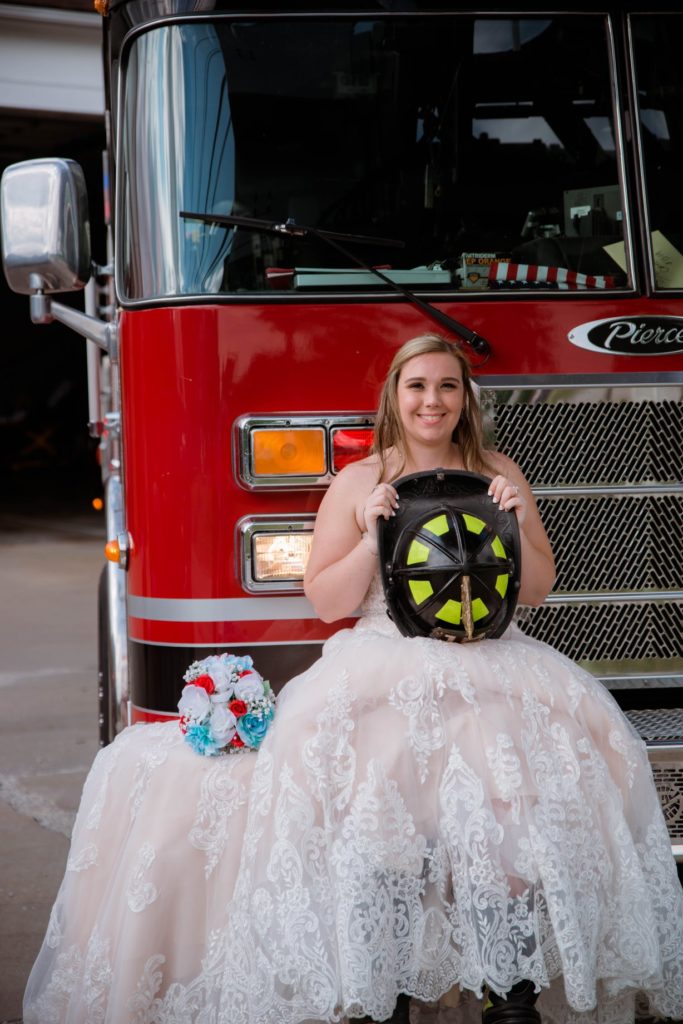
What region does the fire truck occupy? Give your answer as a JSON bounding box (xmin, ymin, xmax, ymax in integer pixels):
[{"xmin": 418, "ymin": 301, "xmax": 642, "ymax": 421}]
[{"xmin": 1, "ymin": 2, "xmax": 681, "ymax": 860}]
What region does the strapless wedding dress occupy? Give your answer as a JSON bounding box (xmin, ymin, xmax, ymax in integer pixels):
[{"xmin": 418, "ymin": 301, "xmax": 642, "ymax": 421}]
[{"xmin": 24, "ymin": 573, "xmax": 683, "ymax": 1024}]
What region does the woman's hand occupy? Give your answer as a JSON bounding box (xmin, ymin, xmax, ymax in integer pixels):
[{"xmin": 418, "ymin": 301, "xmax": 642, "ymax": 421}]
[
  {"xmin": 362, "ymin": 483, "xmax": 399, "ymax": 553},
  {"xmin": 488, "ymin": 474, "xmax": 526, "ymax": 524}
]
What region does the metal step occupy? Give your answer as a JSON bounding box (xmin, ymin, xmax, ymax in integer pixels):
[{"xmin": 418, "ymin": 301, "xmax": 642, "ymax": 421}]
[
  {"xmin": 626, "ymin": 707, "xmax": 683, "ymax": 744},
  {"xmin": 624, "ymin": 708, "xmax": 683, "ymax": 861}
]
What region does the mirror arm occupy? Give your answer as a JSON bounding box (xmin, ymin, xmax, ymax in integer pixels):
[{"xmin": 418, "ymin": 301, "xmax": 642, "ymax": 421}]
[{"xmin": 28, "ymin": 275, "xmax": 117, "ymax": 357}]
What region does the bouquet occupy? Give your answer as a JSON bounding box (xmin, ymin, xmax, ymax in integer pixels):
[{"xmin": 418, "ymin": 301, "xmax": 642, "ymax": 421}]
[{"xmin": 177, "ymin": 653, "xmax": 275, "ymax": 756}]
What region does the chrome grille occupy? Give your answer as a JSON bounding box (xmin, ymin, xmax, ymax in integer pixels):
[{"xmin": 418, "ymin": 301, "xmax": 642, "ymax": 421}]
[
  {"xmin": 481, "ymin": 385, "xmax": 683, "ymax": 670},
  {"xmin": 488, "ymin": 395, "xmax": 682, "ymax": 486},
  {"xmin": 537, "ymin": 494, "xmax": 683, "ymax": 593},
  {"xmin": 515, "ymin": 601, "xmax": 682, "ymax": 662}
]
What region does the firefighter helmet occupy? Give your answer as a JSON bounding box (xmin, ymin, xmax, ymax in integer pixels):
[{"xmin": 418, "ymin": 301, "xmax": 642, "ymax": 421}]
[{"xmin": 377, "ymin": 470, "xmax": 521, "ymax": 642}]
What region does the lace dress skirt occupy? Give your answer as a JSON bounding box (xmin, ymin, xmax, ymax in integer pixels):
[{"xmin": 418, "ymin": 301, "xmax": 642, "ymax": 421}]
[{"xmin": 24, "ymin": 576, "xmax": 683, "ymax": 1024}]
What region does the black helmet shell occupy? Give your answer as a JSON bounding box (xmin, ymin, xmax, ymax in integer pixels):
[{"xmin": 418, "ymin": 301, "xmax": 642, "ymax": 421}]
[{"xmin": 378, "ymin": 470, "xmax": 521, "ymax": 642}]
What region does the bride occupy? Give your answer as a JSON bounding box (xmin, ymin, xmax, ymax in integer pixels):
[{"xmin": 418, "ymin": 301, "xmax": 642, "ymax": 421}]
[{"xmin": 24, "ymin": 335, "xmax": 683, "ymax": 1024}]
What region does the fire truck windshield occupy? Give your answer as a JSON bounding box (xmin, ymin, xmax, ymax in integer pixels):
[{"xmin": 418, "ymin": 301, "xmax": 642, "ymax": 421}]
[{"xmin": 120, "ymin": 14, "xmax": 632, "ymax": 301}]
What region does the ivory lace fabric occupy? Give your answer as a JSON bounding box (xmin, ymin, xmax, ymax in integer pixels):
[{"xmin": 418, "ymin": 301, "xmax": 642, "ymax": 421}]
[{"xmin": 24, "ymin": 574, "xmax": 683, "ymax": 1024}]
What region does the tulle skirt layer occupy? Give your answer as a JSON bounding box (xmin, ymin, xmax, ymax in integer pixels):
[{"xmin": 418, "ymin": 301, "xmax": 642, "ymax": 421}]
[{"xmin": 24, "ymin": 617, "xmax": 683, "ymax": 1024}]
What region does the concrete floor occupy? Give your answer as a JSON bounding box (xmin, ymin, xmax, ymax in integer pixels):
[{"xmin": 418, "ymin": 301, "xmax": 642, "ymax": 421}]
[{"xmin": 0, "ymin": 510, "xmax": 103, "ymax": 1021}]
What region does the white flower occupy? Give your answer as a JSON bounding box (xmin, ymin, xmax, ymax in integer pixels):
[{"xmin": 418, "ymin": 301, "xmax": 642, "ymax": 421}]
[
  {"xmin": 202, "ymin": 655, "xmax": 235, "ymax": 695},
  {"xmin": 178, "ymin": 684, "xmax": 211, "ymax": 723},
  {"xmin": 208, "ymin": 705, "xmax": 237, "ymax": 746},
  {"xmin": 234, "ymin": 670, "xmax": 265, "ymax": 701}
]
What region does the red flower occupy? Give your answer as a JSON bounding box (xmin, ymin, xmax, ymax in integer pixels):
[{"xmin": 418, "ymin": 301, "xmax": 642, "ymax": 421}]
[
  {"xmin": 192, "ymin": 674, "xmax": 215, "ymax": 695},
  {"xmin": 231, "ymin": 734, "xmax": 245, "ymax": 748},
  {"xmin": 228, "ymin": 699, "xmax": 248, "ymax": 718},
  {"xmin": 179, "ymin": 716, "xmax": 189, "ymax": 735}
]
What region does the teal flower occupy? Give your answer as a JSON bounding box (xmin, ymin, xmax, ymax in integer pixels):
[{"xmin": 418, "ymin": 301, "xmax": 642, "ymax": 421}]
[
  {"xmin": 236, "ymin": 706, "xmax": 275, "ymax": 749},
  {"xmin": 185, "ymin": 722, "xmax": 219, "ymax": 757}
]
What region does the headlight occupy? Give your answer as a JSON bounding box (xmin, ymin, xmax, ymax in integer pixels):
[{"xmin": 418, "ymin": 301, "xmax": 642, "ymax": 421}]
[
  {"xmin": 239, "ymin": 516, "xmax": 315, "ymax": 592},
  {"xmin": 252, "ymin": 532, "xmax": 314, "ymax": 582}
]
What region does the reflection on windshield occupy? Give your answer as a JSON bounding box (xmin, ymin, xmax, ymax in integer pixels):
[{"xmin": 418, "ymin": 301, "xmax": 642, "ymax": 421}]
[
  {"xmin": 632, "ymin": 15, "xmax": 683, "ymax": 288},
  {"xmin": 122, "ymin": 25, "xmax": 236, "ymax": 296},
  {"xmin": 121, "ymin": 16, "xmax": 628, "ymax": 299}
]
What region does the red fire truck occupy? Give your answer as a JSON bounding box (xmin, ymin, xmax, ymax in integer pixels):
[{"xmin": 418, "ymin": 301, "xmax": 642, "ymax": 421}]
[{"xmin": 1, "ymin": 2, "xmax": 681, "ymax": 857}]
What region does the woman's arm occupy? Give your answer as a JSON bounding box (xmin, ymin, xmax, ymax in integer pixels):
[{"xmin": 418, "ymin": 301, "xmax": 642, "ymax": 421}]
[
  {"xmin": 487, "ymin": 453, "xmax": 556, "ymax": 606},
  {"xmin": 304, "ymin": 461, "xmax": 397, "ymax": 622}
]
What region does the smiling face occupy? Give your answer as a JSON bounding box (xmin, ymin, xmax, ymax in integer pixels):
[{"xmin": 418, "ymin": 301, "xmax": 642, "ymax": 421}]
[{"xmin": 396, "ymin": 351, "xmax": 465, "ymax": 451}]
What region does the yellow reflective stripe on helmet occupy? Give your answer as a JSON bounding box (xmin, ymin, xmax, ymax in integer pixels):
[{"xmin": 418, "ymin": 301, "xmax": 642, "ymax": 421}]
[
  {"xmin": 463, "ymin": 514, "xmax": 486, "ymax": 534},
  {"xmin": 435, "ymin": 599, "xmax": 462, "ymax": 624},
  {"xmin": 495, "ymin": 573, "xmax": 509, "ymax": 598},
  {"xmin": 472, "ymin": 597, "xmax": 489, "ymax": 621},
  {"xmin": 407, "ymin": 539, "xmax": 430, "ymax": 565},
  {"xmin": 423, "ymin": 514, "xmax": 449, "ymax": 536},
  {"xmin": 491, "ymin": 535, "xmax": 506, "ymax": 559},
  {"xmin": 409, "ymin": 579, "xmax": 434, "ymax": 605}
]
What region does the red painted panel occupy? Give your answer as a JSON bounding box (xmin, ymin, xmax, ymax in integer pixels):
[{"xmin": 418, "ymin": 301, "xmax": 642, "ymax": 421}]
[
  {"xmin": 131, "ymin": 705, "xmax": 180, "ymax": 725},
  {"xmin": 119, "ymin": 297, "xmax": 683, "ymax": 608}
]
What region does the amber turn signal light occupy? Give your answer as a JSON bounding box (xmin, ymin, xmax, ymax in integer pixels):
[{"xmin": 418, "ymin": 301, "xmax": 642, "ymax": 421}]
[
  {"xmin": 105, "ymin": 539, "xmax": 121, "ymax": 563},
  {"xmin": 104, "ymin": 532, "xmax": 130, "ymax": 570},
  {"xmin": 251, "ymin": 428, "xmax": 326, "ymax": 476}
]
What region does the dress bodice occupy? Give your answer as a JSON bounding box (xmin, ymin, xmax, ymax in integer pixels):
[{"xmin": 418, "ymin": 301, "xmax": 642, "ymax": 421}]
[{"xmin": 356, "ymin": 568, "xmax": 401, "ymax": 638}]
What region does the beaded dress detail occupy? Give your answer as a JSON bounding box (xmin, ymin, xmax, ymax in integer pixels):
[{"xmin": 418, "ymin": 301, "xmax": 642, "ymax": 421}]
[{"xmin": 24, "ymin": 572, "xmax": 683, "ymax": 1024}]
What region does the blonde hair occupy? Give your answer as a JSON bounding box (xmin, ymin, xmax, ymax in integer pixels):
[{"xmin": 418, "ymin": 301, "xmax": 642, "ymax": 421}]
[{"xmin": 372, "ymin": 334, "xmax": 493, "ymax": 480}]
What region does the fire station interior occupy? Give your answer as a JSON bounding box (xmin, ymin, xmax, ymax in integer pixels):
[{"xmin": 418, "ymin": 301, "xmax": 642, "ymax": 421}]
[{"xmin": 0, "ymin": 110, "xmax": 106, "ymax": 519}]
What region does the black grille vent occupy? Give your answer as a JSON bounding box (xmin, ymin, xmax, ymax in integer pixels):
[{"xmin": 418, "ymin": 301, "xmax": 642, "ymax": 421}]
[
  {"xmin": 491, "ymin": 398, "xmax": 682, "ymax": 487},
  {"xmin": 515, "ymin": 601, "xmax": 682, "ymax": 662},
  {"xmin": 537, "ymin": 494, "xmax": 683, "ymax": 594}
]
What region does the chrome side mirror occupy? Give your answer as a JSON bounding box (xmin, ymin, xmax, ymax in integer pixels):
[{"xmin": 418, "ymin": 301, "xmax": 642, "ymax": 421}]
[{"xmin": 1, "ymin": 157, "xmax": 91, "ymax": 294}]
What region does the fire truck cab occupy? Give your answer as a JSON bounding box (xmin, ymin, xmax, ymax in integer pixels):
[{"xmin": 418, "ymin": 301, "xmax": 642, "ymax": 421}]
[{"xmin": 1, "ymin": 1, "xmax": 682, "ymax": 859}]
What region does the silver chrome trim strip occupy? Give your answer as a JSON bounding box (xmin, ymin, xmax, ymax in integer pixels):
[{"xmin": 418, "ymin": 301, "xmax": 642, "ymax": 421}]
[
  {"xmin": 546, "ymin": 590, "xmax": 682, "ymax": 605},
  {"xmin": 105, "ymin": 473, "xmax": 129, "ymax": 737},
  {"xmin": 129, "ymin": 594, "xmax": 320, "ymax": 621},
  {"xmin": 601, "ymin": 671, "xmax": 683, "ymax": 683},
  {"xmin": 535, "ymin": 484, "xmax": 683, "ymax": 498},
  {"xmin": 648, "ymin": 745, "xmax": 683, "ymax": 760},
  {"xmin": 117, "ymin": 288, "xmax": 639, "ymax": 311},
  {"xmin": 479, "ymin": 374, "xmax": 683, "ymax": 388},
  {"xmin": 130, "ymin": 637, "xmax": 327, "ymax": 647}
]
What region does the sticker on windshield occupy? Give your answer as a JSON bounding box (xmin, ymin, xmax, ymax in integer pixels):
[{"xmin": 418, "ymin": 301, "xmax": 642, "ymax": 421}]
[{"xmin": 568, "ymin": 315, "xmax": 683, "ymax": 356}]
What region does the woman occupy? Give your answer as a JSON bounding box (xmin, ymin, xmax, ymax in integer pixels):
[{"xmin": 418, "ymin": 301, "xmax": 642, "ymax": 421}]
[{"xmin": 25, "ymin": 335, "xmax": 683, "ymax": 1024}]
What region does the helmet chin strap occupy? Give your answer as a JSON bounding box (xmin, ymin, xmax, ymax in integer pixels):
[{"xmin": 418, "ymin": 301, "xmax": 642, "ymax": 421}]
[{"xmin": 461, "ymin": 575, "xmax": 474, "ymax": 640}]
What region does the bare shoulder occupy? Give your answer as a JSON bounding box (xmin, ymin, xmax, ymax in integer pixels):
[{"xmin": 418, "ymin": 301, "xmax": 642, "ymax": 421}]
[
  {"xmin": 329, "ymin": 454, "xmax": 382, "ymax": 495},
  {"xmin": 312, "ymin": 455, "xmax": 380, "ymax": 526}
]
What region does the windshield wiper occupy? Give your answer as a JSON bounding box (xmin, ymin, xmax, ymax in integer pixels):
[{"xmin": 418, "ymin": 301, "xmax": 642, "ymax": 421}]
[{"xmin": 180, "ymin": 211, "xmax": 491, "ymax": 363}]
